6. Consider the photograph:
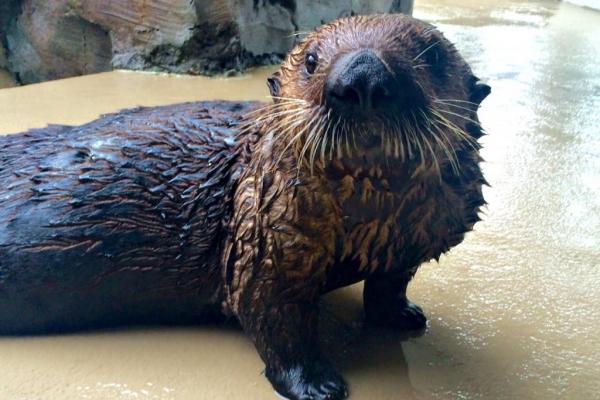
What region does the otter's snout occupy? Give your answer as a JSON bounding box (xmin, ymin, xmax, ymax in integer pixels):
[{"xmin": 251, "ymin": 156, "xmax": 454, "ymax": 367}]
[{"xmin": 325, "ymin": 49, "xmax": 397, "ymax": 114}]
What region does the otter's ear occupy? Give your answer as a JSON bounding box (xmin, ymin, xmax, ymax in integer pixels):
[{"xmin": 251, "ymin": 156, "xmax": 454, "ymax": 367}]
[
  {"xmin": 267, "ymin": 72, "xmax": 281, "ymax": 98},
  {"xmin": 470, "ymin": 80, "xmax": 491, "ymax": 104}
]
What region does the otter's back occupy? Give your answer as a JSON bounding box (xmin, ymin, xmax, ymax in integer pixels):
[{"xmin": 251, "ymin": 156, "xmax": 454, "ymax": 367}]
[{"xmin": 0, "ymin": 101, "xmax": 260, "ymax": 334}]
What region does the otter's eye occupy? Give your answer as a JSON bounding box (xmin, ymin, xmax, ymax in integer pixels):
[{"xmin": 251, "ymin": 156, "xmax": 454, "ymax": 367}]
[{"xmin": 305, "ymin": 53, "xmax": 318, "ymax": 74}]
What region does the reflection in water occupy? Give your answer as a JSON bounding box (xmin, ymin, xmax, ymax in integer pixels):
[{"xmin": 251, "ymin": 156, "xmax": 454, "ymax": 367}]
[
  {"xmin": 321, "ymin": 287, "xmax": 415, "ymax": 400},
  {"xmin": 0, "ymin": 1, "xmax": 599, "ymax": 399}
]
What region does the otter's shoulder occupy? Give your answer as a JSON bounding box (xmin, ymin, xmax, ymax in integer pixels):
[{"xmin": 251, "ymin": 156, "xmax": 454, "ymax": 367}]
[
  {"xmin": 0, "ymin": 101, "xmax": 266, "ymax": 264},
  {"xmin": 88, "ymin": 100, "xmax": 264, "ymax": 142},
  {"xmin": 0, "ymin": 100, "xmax": 266, "ymax": 181},
  {"xmin": 95, "ymin": 101, "xmax": 263, "ymax": 127},
  {"xmin": 1, "ymin": 100, "xmax": 264, "ymax": 141}
]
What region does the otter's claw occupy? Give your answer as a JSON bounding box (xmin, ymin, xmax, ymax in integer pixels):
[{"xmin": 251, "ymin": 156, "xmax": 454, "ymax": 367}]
[{"xmin": 267, "ymin": 361, "xmax": 348, "ymax": 400}]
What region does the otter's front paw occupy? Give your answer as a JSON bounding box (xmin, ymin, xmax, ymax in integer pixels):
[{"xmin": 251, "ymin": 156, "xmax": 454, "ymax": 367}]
[
  {"xmin": 266, "ymin": 360, "xmax": 348, "ymax": 400},
  {"xmin": 365, "ymin": 298, "xmax": 427, "ymax": 331}
]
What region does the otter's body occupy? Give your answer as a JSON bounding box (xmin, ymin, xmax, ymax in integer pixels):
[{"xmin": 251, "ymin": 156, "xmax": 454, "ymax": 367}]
[
  {"xmin": 0, "ymin": 101, "xmax": 259, "ymax": 333},
  {"xmin": 0, "ymin": 15, "xmax": 491, "ymax": 400}
]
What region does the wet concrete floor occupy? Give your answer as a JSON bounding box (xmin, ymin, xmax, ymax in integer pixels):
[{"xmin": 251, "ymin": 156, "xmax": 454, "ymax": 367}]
[{"xmin": 0, "ymin": 1, "xmax": 599, "ymax": 399}]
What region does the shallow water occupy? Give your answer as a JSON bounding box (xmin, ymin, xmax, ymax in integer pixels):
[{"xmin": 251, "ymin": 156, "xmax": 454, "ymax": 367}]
[
  {"xmin": 0, "ymin": 1, "xmax": 599, "ymax": 399},
  {"xmin": 0, "ymin": 68, "xmax": 275, "ymax": 133}
]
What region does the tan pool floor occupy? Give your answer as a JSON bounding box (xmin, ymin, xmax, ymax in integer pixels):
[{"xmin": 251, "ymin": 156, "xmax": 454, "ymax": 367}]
[{"xmin": 0, "ymin": 1, "xmax": 599, "ymax": 399}]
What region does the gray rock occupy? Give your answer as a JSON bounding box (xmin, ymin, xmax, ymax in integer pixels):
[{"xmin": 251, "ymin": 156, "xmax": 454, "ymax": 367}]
[
  {"xmin": 0, "ymin": 0, "xmax": 19, "ymax": 74},
  {"xmin": 0, "ymin": 44, "xmax": 6, "ymax": 70},
  {"xmin": 5, "ymin": 0, "xmax": 112, "ymax": 84},
  {"xmin": 1, "ymin": 0, "xmax": 414, "ymax": 84}
]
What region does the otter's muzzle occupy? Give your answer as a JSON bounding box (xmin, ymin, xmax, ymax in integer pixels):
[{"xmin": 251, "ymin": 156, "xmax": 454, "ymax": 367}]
[{"xmin": 325, "ymin": 49, "xmax": 398, "ymax": 114}]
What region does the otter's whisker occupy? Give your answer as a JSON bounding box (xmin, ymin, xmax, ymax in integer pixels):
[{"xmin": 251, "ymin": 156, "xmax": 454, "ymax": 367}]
[
  {"xmin": 333, "ymin": 115, "xmax": 345, "ymax": 161},
  {"xmin": 384, "ymin": 126, "xmax": 391, "ymax": 158},
  {"xmin": 351, "ymin": 124, "xmax": 358, "ymax": 156},
  {"xmin": 320, "ymin": 110, "xmax": 333, "ymax": 164},
  {"xmin": 308, "ymin": 115, "xmax": 327, "ymax": 174},
  {"xmin": 413, "ymin": 118, "xmax": 428, "ymax": 169},
  {"xmin": 432, "ymin": 108, "xmax": 485, "ymax": 144},
  {"xmin": 434, "ymin": 98, "xmax": 480, "ymax": 106},
  {"xmin": 376, "ymin": 54, "xmax": 397, "ymax": 78},
  {"xmin": 412, "ymin": 40, "xmax": 440, "ymax": 62},
  {"xmin": 402, "ymin": 117, "xmax": 415, "ymax": 160},
  {"xmin": 420, "ymin": 109, "xmax": 460, "ymax": 171},
  {"xmin": 381, "ymin": 121, "xmax": 388, "ymax": 157},
  {"xmin": 431, "ymin": 110, "xmax": 480, "ymax": 151},
  {"xmin": 327, "ymin": 117, "xmax": 337, "ymax": 162},
  {"xmin": 433, "ymin": 99, "xmax": 476, "ymax": 113},
  {"xmin": 270, "ymin": 96, "xmax": 306, "ymax": 102},
  {"xmin": 392, "ymin": 129, "xmax": 400, "ymax": 159},
  {"xmin": 265, "ymin": 114, "xmax": 305, "ymax": 144},
  {"xmin": 383, "ymin": 126, "xmax": 390, "ymax": 158},
  {"xmin": 390, "ymin": 119, "xmax": 402, "ymax": 160},
  {"xmin": 258, "ymin": 107, "xmax": 307, "ymax": 122},
  {"xmin": 246, "ymin": 99, "xmax": 303, "ymax": 111},
  {"xmin": 343, "ymin": 121, "xmax": 351, "ymax": 158},
  {"xmin": 433, "ymin": 126, "xmax": 465, "ymax": 174},
  {"xmin": 386, "ymin": 120, "xmax": 395, "ymax": 159},
  {"xmin": 410, "ymin": 122, "xmax": 425, "ymax": 169},
  {"xmin": 320, "ymin": 109, "xmax": 336, "ymax": 162},
  {"xmin": 399, "ymin": 121, "xmax": 408, "ymax": 162},
  {"xmin": 272, "ymin": 108, "xmax": 320, "ymax": 169},
  {"xmin": 313, "ymin": 114, "xmax": 329, "ymax": 169},
  {"xmin": 315, "ymin": 128, "xmax": 326, "ymax": 166},
  {"xmin": 380, "ymin": 120, "xmax": 387, "ymax": 155},
  {"xmin": 243, "ymin": 101, "xmax": 305, "ymax": 118},
  {"xmin": 412, "ymin": 63, "xmax": 430, "ymax": 70},
  {"xmin": 422, "ymin": 134, "xmax": 441, "ymax": 180},
  {"xmin": 436, "ymin": 108, "xmax": 481, "ymax": 126},
  {"xmin": 425, "ymin": 123, "xmax": 460, "ymax": 175},
  {"xmin": 275, "ymin": 113, "xmax": 310, "ymax": 143},
  {"xmin": 331, "ymin": 116, "xmax": 343, "ymax": 159},
  {"xmin": 286, "ymin": 107, "xmax": 320, "ymax": 144},
  {"xmin": 239, "ymin": 108, "xmax": 305, "ymax": 134},
  {"xmin": 298, "ymin": 109, "xmax": 325, "ymax": 173},
  {"xmin": 272, "ymin": 113, "xmax": 309, "ymax": 136}
]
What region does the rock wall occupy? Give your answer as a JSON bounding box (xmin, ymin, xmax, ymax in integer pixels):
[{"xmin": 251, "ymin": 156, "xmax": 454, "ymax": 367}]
[
  {"xmin": 0, "ymin": 0, "xmax": 17, "ymax": 71},
  {"xmin": 0, "ymin": 43, "xmax": 6, "ymax": 70},
  {"xmin": 6, "ymin": 1, "xmax": 112, "ymax": 84},
  {"xmin": 0, "ymin": 0, "xmax": 414, "ymax": 85}
]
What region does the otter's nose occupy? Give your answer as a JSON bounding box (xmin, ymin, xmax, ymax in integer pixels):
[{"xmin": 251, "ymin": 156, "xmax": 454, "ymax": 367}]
[{"xmin": 326, "ymin": 49, "xmax": 396, "ymax": 113}]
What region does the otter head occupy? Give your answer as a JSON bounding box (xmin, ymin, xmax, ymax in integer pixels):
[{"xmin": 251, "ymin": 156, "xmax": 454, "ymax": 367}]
[{"xmin": 265, "ymin": 14, "xmax": 491, "ymax": 173}]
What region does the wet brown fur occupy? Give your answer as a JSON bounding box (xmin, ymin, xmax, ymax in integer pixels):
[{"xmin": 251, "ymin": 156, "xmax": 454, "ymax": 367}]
[
  {"xmin": 0, "ymin": 15, "xmax": 489, "ymax": 400},
  {"xmin": 222, "ymin": 15, "xmax": 489, "ymax": 398}
]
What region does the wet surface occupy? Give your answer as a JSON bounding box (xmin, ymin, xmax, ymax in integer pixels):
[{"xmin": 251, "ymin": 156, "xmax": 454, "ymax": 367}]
[
  {"xmin": 0, "ymin": 68, "xmax": 275, "ymax": 133},
  {"xmin": 0, "ymin": 1, "xmax": 599, "ymax": 399}
]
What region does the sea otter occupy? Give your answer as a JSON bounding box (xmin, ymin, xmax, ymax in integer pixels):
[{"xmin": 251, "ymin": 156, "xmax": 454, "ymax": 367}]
[{"xmin": 0, "ymin": 14, "xmax": 490, "ymax": 400}]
